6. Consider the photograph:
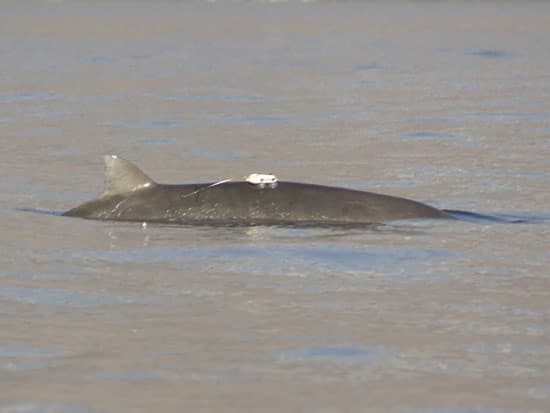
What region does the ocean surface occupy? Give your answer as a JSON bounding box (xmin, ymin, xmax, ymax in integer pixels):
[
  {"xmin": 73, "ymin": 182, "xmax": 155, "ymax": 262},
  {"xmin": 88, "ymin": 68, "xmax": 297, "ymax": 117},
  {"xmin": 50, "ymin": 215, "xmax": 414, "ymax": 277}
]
[{"xmin": 1, "ymin": 1, "xmax": 549, "ymax": 412}]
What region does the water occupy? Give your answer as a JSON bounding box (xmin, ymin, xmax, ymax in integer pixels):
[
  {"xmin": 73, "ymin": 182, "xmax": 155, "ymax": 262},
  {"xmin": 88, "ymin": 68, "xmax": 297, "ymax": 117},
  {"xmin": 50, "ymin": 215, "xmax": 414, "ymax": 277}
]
[{"xmin": 1, "ymin": 1, "xmax": 549, "ymax": 412}]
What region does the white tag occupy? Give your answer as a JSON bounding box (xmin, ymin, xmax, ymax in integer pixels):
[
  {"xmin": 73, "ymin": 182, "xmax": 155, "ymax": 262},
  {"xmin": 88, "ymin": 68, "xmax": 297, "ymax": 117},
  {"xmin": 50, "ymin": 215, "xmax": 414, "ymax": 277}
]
[{"xmin": 246, "ymin": 173, "xmax": 278, "ymax": 189}]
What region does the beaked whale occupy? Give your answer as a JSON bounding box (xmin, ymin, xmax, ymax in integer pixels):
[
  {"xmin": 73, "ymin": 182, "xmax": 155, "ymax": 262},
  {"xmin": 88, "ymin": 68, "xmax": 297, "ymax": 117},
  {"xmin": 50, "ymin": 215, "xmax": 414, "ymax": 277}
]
[{"xmin": 63, "ymin": 155, "xmax": 452, "ymax": 225}]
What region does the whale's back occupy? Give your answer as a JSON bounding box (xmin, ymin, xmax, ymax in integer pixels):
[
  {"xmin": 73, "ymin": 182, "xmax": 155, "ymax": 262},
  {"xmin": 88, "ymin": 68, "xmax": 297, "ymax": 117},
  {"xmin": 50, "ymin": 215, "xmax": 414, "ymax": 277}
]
[{"xmin": 63, "ymin": 155, "xmax": 451, "ymax": 224}]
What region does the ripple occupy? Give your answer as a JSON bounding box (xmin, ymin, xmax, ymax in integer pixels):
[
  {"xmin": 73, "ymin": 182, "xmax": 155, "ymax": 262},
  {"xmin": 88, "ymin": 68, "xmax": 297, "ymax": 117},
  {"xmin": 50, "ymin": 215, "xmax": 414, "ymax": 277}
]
[
  {"xmin": 475, "ymin": 111, "xmax": 549, "ymax": 121},
  {"xmin": 107, "ymin": 119, "xmax": 183, "ymax": 128},
  {"xmin": 352, "ymin": 62, "xmax": 383, "ymax": 71},
  {"xmin": 0, "ymin": 92, "xmax": 56, "ymax": 103},
  {"xmin": 0, "ymin": 346, "xmax": 65, "ymax": 358},
  {"xmin": 402, "ymin": 131, "xmax": 455, "ymax": 140},
  {"xmin": 182, "ymin": 150, "xmax": 246, "ymax": 159},
  {"xmin": 80, "ymin": 56, "xmax": 117, "ymax": 64},
  {"xmin": 238, "ymin": 115, "xmax": 289, "ymax": 123},
  {"xmin": 469, "ymin": 49, "xmax": 513, "ymax": 58},
  {"xmin": 84, "ymin": 244, "xmax": 453, "ymax": 279},
  {"xmin": 0, "ymin": 286, "xmax": 161, "ymax": 307},
  {"xmin": 0, "ymin": 345, "xmax": 66, "ymax": 372},
  {"xmin": 93, "ymin": 369, "xmax": 180, "ymax": 381},
  {"xmin": 137, "ymin": 137, "xmax": 183, "ymax": 145},
  {"xmin": 167, "ymin": 93, "xmax": 268, "ymax": 103},
  {"xmin": 0, "ymin": 403, "xmax": 94, "ymax": 413},
  {"xmin": 278, "ymin": 345, "xmax": 390, "ymax": 362},
  {"xmin": 405, "ymin": 409, "xmax": 501, "ymax": 413}
]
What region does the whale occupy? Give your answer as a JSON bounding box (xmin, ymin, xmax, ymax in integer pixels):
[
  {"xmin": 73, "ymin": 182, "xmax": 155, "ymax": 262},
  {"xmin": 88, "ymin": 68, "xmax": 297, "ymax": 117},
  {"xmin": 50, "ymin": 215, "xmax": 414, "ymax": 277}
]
[{"xmin": 63, "ymin": 155, "xmax": 452, "ymax": 225}]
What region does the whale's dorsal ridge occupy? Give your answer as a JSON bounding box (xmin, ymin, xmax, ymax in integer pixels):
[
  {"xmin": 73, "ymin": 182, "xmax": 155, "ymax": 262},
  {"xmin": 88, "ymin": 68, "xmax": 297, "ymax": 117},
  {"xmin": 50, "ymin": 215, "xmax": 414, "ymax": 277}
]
[
  {"xmin": 102, "ymin": 154, "xmax": 155, "ymax": 196},
  {"xmin": 62, "ymin": 155, "xmax": 451, "ymax": 223}
]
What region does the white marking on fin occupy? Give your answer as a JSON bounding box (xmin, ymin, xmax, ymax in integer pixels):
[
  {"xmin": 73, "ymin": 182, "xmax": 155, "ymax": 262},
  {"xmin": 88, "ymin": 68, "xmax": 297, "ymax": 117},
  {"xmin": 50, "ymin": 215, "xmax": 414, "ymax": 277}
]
[{"xmin": 102, "ymin": 155, "xmax": 155, "ymax": 195}]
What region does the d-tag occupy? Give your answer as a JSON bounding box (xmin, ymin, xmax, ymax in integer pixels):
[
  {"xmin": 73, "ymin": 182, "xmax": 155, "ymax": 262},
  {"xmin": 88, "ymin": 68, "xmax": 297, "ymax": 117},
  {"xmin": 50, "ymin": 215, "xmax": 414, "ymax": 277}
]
[{"xmin": 246, "ymin": 173, "xmax": 278, "ymax": 189}]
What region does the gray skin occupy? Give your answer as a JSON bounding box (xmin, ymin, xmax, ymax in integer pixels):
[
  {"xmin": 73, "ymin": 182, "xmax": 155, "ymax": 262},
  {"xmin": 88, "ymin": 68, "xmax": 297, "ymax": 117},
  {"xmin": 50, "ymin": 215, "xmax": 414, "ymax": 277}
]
[{"xmin": 63, "ymin": 155, "xmax": 452, "ymax": 225}]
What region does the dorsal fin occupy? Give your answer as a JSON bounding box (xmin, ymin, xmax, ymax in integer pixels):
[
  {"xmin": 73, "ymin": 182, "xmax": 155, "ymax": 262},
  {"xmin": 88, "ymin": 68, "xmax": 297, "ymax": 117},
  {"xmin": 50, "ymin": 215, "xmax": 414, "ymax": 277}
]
[{"xmin": 102, "ymin": 155, "xmax": 155, "ymax": 195}]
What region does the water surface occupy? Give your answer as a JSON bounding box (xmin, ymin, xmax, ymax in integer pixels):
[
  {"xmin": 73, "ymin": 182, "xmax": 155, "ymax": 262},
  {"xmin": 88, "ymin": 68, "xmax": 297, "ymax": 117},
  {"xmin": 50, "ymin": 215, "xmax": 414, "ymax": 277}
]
[{"xmin": 0, "ymin": 1, "xmax": 549, "ymax": 412}]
